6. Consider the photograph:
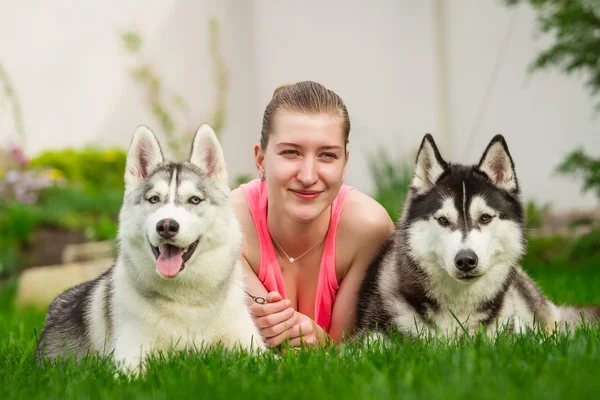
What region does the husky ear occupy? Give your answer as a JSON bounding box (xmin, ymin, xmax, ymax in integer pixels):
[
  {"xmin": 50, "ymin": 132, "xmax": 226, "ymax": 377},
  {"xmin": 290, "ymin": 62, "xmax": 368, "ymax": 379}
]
[
  {"xmin": 125, "ymin": 126, "xmax": 164, "ymax": 188},
  {"xmin": 478, "ymin": 134, "xmax": 518, "ymax": 193},
  {"xmin": 411, "ymin": 134, "xmax": 448, "ymax": 195},
  {"xmin": 189, "ymin": 124, "xmax": 228, "ymax": 188}
]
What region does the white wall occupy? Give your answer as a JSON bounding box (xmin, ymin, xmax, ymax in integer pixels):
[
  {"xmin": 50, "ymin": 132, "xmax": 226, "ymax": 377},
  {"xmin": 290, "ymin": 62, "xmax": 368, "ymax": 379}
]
[
  {"xmin": 1, "ymin": 0, "xmax": 598, "ymax": 211},
  {"xmin": 445, "ymin": 0, "xmax": 600, "ymax": 210},
  {"xmin": 93, "ymin": 0, "xmax": 259, "ymax": 183},
  {"xmin": 0, "ymin": 0, "xmax": 172, "ymax": 152}
]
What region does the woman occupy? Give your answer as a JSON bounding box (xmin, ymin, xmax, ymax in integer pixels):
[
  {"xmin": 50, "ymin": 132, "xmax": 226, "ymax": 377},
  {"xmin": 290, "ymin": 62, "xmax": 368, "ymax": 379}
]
[{"xmin": 230, "ymin": 81, "xmax": 394, "ymax": 348}]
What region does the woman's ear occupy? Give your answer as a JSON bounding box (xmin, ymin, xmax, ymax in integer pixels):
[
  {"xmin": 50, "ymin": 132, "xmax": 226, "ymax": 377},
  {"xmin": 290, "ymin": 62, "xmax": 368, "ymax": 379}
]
[{"xmin": 254, "ymin": 143, "xmax": 265, "ymax": 175}]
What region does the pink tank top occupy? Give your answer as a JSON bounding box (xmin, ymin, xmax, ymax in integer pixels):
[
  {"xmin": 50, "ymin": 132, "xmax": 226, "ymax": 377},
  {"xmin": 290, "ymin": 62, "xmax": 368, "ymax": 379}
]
[{"xmin": 240, "ymin": 178, "xmax": 354, "ymax": 333}]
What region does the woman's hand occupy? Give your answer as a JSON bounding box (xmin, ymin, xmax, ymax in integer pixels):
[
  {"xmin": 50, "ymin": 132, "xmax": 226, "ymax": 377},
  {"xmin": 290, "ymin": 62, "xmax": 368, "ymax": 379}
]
[
  {"xmin": 249, "ymin": 291, "xmax": 299, "ymax": 347},
  {"xmin": 249, "ymin": 291, "xmax": 330, "ymax": 348},
  {"xmin": 281, "ymin": 311, "xmax": 329, "ymax": 348}
]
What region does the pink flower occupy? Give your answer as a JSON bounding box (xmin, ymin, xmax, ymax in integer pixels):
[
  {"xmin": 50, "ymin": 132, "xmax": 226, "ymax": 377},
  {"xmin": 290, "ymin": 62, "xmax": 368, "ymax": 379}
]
[{"xmin": 8, "ymin": 140, "xmax": 28, "ymax": 167}]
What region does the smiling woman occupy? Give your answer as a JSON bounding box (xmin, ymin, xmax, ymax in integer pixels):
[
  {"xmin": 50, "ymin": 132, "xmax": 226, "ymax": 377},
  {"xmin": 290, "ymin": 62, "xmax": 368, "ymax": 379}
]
[{"xmin": 230, "ymin": 81, "xmax": 395, "ymax": 347}]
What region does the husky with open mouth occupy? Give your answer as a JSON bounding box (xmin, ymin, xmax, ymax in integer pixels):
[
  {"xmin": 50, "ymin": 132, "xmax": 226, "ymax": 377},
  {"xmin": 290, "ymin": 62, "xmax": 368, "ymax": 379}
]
[{"xmin": 36, "ymin": 124, "xmax": 265, "ymax": 371}]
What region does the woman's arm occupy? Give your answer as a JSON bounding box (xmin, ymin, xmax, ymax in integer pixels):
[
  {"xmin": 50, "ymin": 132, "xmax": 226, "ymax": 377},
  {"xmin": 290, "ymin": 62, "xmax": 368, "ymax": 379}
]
[
  {"xmin": 231, "ymin": 188, "xmax": 298, "ymax": 347},
  {"xmin": 328, "ymin": 193, "xmax": 395, "ymax": 343},
  {"xmin": 241, "ymin": 257, "xmax": 300, "ymax": 347}
]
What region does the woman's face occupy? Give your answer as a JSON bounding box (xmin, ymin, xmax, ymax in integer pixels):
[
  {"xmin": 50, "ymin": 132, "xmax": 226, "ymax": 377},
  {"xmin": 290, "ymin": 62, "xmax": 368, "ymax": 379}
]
[{"xmin": 255, "ymin": 109, "xmax": 349, "ymax": 223}]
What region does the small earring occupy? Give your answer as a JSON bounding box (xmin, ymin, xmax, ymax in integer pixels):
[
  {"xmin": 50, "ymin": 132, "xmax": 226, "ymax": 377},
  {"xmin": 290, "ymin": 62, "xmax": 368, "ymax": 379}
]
[{"xmin": 259, "ymin": 171, "xmax": 265, "ymax": 181}]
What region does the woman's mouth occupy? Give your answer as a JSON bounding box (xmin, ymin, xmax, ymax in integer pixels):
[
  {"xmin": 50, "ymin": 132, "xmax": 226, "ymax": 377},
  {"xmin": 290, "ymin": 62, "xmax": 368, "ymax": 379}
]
[{"xmin": 290, "ymin": 189, "xmax": 322, "ymax": 200}]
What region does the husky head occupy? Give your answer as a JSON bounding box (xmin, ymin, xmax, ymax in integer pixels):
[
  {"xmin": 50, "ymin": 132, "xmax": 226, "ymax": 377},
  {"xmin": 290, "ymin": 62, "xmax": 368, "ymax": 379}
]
[
  {"xmin": 404, "ymin": 134, "xmax": 525, "ymax": 284},
  {"xmin": 117, "ymin": 124, "xmax": 238, "ymax": 283}
]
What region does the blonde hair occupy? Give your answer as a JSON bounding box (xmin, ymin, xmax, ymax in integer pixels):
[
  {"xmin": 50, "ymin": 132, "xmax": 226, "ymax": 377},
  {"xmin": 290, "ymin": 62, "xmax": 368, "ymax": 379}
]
[{"xmin": 260, "ymin": 81, "xmax": 350, "ymax": 150}]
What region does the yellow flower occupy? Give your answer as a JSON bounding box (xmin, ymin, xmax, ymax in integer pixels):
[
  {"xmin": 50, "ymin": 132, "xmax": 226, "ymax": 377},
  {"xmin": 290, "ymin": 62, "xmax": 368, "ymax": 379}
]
[
  {"xmin": 42, "ymin": 168, "xmax": 65, "ymax": 181},
  {"xmin": 103, "ymin": 151, "xmax": 118, "ymax": 162}
]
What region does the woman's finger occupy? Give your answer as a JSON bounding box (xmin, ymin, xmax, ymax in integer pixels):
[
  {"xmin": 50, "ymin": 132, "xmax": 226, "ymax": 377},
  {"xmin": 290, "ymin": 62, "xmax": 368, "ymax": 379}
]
[
  {"xmin": 254, "ymin": 306, "xmax": 295, "ymax": 329},
  {"xmin": 249, "ymin": 299, "xmax": 291, "ymax": 318},
  {"xmin": 261, "ymin": 312, "xmax": 299, "ymax": 338}
]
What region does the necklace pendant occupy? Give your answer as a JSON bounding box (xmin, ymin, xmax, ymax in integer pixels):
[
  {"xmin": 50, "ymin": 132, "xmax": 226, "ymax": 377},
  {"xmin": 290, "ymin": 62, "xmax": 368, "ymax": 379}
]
[{"xmin": 289, "ymin": 257, "xmax": 295, "ymax": 263}]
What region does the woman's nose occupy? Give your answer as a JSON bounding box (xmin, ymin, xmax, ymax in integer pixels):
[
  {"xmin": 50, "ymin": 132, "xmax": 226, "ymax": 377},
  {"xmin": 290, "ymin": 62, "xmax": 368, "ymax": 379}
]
[{"xmin": 297, "ymin": 158, "xmax": 318, "ymax": 185}]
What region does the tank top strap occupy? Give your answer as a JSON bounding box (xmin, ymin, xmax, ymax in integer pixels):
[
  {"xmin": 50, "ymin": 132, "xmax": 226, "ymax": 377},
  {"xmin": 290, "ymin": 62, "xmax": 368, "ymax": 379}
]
[{"xmin": 239, "ymin": 179, "xmax": 287, "ymax": 298}]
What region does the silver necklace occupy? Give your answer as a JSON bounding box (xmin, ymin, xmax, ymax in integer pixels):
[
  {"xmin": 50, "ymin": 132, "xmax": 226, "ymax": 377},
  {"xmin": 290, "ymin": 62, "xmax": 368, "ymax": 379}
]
[{"xmin": 270, "ymin": 233, "xmax": 325, "ymax": 263}]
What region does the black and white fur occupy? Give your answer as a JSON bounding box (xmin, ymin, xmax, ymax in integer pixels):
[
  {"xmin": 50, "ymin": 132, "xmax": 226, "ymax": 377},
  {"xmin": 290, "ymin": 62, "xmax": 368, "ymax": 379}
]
[
  {"xmin": 356, "ymin": 134, "xmax": 600, "ymax": 339},
  {"xmin": 36, "ymin": 124, "xmax": 265, "ymax": 371}
]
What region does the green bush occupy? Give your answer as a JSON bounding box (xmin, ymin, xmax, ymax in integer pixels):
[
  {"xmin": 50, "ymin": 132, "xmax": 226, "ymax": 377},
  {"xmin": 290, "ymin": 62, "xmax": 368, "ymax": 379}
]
[
  {"xmin": 0, "ymin": 147, "xmax": 127, "ymax": 277},
  {"xmin": 522, "ymin": 227, "xmax": 600, "ymax": 270},
  {"xmin": 35, "ymin": 185, "xmax": 122, "ymax": 228},
  {"xmin": 522, "ymin": 234, "xmax": 572, "ymax": 266},
  {"xmin": 565, "ymin": 228, "xmax": 600, "ymax": 264},
  {"xmin": 368, "ymin": 148, "xmax": 412, "ymax": 221},
  {"xmin": 0, "ymin": 184, "xmax": 123, "ymax": 276},
  {"xmin": 29, "ymin": 147, "xmax": 126, "ymax": 192},
  {"xmin": 525, "ymin": 201, "xmax": 551, "ymax": 231}
]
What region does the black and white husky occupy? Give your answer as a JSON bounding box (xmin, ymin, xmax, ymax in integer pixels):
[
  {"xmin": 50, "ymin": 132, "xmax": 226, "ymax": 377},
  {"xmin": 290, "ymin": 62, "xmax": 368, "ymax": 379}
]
[
  {"xmin": 36, "ymin": 124, "xmax": 264, "ymax": 371},
  {"xmin": 356, "ymin": 134, "xmax": 599, "ymax": 339}
]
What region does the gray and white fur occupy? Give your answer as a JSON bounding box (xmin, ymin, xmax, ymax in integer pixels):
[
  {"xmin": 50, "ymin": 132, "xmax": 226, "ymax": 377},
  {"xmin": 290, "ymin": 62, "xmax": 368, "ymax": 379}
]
[
  {"xmin": 36, "ymin": 124, "xmax": 265, "ymax": 372},
  {"xmin": 356, "ymin": 134, "xmax": 600, "ymax": 339}
]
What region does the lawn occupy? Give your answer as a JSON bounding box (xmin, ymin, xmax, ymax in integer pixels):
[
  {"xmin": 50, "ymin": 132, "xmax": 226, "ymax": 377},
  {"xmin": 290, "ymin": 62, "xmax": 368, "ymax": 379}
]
[{"xmin": 1, "ymin": 256, "xmax": 599, "ymax": 400}]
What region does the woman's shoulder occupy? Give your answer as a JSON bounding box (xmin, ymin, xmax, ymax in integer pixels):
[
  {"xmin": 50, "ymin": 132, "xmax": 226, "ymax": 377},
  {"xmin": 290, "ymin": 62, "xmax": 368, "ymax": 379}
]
[
  {"xmin": 341, "ymin": 188, "xmax": 395, "ymax": 229},
  {"xmin": 338, "ymin": 187, "xmax": 396, "ymax": 246}
]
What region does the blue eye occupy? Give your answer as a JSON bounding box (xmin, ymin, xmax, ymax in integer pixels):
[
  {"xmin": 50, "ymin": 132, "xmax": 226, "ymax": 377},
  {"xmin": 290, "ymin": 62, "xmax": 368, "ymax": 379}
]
[
  {"xmin": 148, "ymin": 196, "xmax": 160, "ymax": 204},
  {"xmin": 189, "ymin": 196, "xmax": 203, "ymax": 205}
]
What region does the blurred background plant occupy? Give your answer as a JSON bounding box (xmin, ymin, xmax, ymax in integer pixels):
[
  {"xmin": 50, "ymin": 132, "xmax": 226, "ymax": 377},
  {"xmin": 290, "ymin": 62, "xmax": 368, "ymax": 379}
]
[
  {"xmin": 504, "ymin": 0, "xmax": 600, "ymax": 269},
  {"xmin": 0, "ymin": 63, "xmax": 26, "ymax": 148},
  {"xmin": 0, "ymin": 144, "xmax": 125, "ymax": 279},
  {"xmin": 121, "ymin": 16, "xmax": 229, "ymax": 160},
  {"xmin": 368, "ymin": 147, "xmax": 412, "ymax": 222}
]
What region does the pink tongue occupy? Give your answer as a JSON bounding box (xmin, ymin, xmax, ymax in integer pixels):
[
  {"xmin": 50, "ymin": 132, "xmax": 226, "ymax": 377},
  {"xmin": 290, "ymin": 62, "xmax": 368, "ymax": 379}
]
[{"xmin": 157, "ymin": 244, "xmax": 184, "ymax": 277}]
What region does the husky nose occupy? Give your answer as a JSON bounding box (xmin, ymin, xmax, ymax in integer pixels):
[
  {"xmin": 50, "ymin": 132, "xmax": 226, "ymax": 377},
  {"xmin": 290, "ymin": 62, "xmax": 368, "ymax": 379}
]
[
  {"xmin": 157, "ymin": 219, "xmax": 179, "ymax": 238},
  {"xmin": 454, "ymin": 250, "xmax": 478, "ymax": 272}
]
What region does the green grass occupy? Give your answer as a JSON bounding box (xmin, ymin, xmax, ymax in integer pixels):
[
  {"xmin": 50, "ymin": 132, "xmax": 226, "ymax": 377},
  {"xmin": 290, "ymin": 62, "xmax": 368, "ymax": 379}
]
[{"xmin": 2, "ymin": 256, "xmax": 600, "ymax": 400}]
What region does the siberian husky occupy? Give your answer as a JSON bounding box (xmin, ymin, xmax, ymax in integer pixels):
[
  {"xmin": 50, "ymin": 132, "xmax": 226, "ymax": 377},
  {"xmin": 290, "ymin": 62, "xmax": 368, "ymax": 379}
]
[
  {"xmin": 356, "ymin": 134, "xmax": 600, "ymax": 340},
  {"xmin": 36, "ymin": 124, "xmax": 265, "ymax": 372}
]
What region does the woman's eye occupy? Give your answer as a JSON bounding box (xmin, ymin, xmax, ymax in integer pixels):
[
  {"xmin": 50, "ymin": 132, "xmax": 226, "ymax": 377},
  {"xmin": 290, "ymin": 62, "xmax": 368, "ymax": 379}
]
[
  {"xmin": 436, "ymin": 216, "xmax": 450, "ymax": 227},
  {"xmin": 281, "ymin": 150, "xmax": 299, "ymax": 156},
  {"xmin": 148, "ymin": 196, "xmax": 160, "ymax": 204},
  {"xmin": 479, "ymin": 214, "xmax": 493, "ymax": 224},
  {"xmin": 321, "ymin": 152, "xmax": 337, "ymax": 159},
  {"xmin": 188, "ymin": 196, "xmax": 203, "ymax": 205}
]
